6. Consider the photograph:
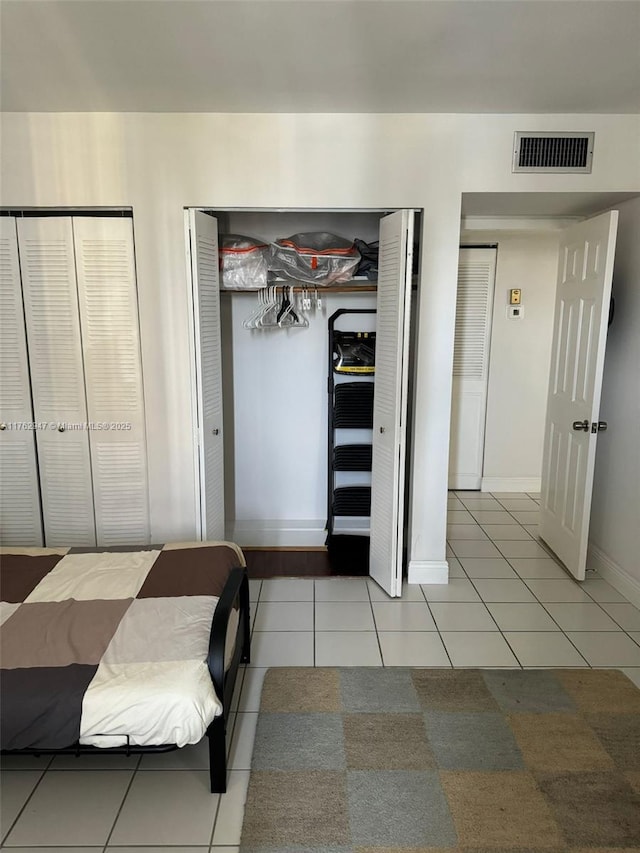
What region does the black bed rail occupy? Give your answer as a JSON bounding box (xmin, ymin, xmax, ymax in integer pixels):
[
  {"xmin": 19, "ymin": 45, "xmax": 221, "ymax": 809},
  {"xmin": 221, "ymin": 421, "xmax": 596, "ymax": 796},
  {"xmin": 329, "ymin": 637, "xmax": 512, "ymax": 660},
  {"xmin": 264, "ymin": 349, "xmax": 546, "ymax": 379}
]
[
  {"xmin": 206, "ymin": 565, "xmax": 250, "ymax": 793},
  {"xmin": 207, "ymin": 566, "xmax": 250, "ymax": 714}
]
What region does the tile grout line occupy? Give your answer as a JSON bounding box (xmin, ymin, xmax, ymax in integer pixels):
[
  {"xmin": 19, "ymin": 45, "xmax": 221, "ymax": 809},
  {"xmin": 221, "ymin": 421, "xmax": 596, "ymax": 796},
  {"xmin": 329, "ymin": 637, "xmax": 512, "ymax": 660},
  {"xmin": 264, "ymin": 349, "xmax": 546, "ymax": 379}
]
[
  {"xmin": 510, "ymin": 583, "xmax": 592, "ymax": 669},
  {"xmin": 313, "ymin": 579, "xmax": 317, "ymax": 667},
  {"xmin": 100, "ymin": 760, "xmax": 140, "ymax": 851},
  {"xmin": 461, "ymin": 572, "xmax": 524, "ymax": 669},
  {"xmin": 481, "ymin": 501, "xmax": 593, "ymax": 669},
  {"xmin": 368, "ymin": 580, "xmax": 386, "ymax": 667},
  {"xmin": 208, "ymin": 778, "xmax": 223, "ymax": 849},
  {"xmin": 422, "ymin": 591, "xmax": 455, "ymax": 669},
  {"xmin": 0, "ymin": 764, "xmax": 49, "ymax": 848},
  {"xmin": 450, "ymin": 495, "xmax": 598, "ymax": 668}
]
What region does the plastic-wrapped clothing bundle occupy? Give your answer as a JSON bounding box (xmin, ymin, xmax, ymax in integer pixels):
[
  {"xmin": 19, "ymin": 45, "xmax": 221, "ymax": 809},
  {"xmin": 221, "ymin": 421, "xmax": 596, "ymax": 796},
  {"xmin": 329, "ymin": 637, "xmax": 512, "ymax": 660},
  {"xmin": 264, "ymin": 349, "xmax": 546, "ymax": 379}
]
[
  {"xmin": 269, "ymin": 232, "xmax": 361, "ymax": 285},
  {"xmin": 219, "ymin": 234, "xmax": 269, "ymax": 289},
  {"xmin": 353, "ymin": 239, "xmax": 380, "ymax": 279}
]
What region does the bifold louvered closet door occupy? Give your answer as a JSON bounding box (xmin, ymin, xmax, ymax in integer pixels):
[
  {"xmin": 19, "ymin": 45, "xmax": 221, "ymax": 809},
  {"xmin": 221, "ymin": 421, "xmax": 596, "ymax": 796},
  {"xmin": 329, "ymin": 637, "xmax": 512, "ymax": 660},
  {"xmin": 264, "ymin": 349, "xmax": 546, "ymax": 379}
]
[
  {"xmin": 0, "ymin": 219, "xmax": 44, "ymax": 545},
  {"xmin": 73, "ymin": 218, "xmax": 149, "ymax": 545},
  {"xmin": 448, "ymin": 248, "xmax": 497, "ymax": 490},
  {"xmin": 2, "ymin": 216, "xmax": 150, "ymax": 548}
]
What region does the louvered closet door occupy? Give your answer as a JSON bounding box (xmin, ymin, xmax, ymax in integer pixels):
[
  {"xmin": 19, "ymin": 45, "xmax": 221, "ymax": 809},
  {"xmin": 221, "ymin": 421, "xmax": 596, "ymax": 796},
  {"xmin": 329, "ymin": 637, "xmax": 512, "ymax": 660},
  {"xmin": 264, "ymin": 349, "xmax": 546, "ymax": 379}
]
[
  {"xmin": 74, "ymin": 217, "xmax": 150, "ymax": 546},
  {"xmin": 0, "ymin": 218, "xmax": 43, "ymax": 545},
  {"xmin": 369, "ymin": 210, "xmax": 414, "ymax": 598},
  {"xmin": 448, "ymin": 248, "xmax": 497, "ymax": 490},
  {"xmin": 189, "ymin": 210, "xmax": 224, "ymax": 540},
  {"xmin": 17, "ymin": 217, "xmax": 96, "ymax": 547}
]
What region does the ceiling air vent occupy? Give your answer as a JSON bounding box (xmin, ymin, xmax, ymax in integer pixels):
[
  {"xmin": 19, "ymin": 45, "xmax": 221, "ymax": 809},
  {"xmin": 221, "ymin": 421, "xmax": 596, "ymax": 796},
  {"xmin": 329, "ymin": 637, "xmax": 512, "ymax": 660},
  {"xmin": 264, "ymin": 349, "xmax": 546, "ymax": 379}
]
[{"xmin": 513, "ymin": 132, "xmax": 594, "ymax": 173}]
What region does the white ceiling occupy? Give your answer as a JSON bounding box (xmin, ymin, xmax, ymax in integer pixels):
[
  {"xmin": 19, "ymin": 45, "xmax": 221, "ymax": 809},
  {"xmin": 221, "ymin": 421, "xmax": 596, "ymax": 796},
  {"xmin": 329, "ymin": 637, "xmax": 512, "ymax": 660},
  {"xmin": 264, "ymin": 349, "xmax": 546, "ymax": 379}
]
[
  {"xmin": 461, "ymin": 191, "xmax": 640, "ymax": 217},
  {"xmin": 1, "ymin": 0, "xmax": 639, "ymax": 114}
]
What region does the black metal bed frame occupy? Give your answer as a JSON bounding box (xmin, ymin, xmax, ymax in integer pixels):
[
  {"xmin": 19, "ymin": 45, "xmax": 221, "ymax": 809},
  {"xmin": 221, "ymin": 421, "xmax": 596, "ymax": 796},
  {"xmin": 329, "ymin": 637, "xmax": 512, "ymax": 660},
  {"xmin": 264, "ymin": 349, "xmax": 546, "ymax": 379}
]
[{"xmin": 1, "ymin": 566, "xmax": 251, "ymax": 794}]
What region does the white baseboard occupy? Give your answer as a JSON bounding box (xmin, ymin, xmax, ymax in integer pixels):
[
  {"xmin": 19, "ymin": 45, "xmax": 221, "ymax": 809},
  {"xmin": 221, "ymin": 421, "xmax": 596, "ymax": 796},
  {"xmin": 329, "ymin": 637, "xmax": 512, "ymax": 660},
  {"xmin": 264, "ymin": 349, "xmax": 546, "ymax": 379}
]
[
  {"xmin": 408, "ymin": 560, "xmax": 449, "ymax": 585},
  {"xmin": 449, "ymin": 475, "xmax": 482, "ymax": 490},
  {"xmin": 229, "ymin": 519, "xmax": 325, "ymax": 547},
  {"xmin": 481, "ymin": 477, "xmax": 541, "ymax": 493},
  {"xmin": 587, "ymin": 542, "xmax": 640, "ymax": 609},
  {"xmin": 228, "ymin": 519, "xmax": 370, "ymax": 548}
]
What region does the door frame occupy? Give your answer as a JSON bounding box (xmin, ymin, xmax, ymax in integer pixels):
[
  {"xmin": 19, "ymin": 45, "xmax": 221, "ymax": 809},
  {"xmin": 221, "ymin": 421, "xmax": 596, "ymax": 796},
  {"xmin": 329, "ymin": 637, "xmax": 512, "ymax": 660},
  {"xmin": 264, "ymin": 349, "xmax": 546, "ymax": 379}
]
[
  {"xmin": 456, "ymin": 193, "xmax": 630, "ymax": 575},
  {"xmin": 184, "ymin": 206, "xmax": 422, "ymax": 581}
]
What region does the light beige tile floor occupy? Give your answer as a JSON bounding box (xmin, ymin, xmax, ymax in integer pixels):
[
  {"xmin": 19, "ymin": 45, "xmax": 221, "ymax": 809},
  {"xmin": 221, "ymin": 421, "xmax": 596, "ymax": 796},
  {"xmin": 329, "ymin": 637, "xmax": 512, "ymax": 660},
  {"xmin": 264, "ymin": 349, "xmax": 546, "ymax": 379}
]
[{"xmin": 2, "ymin": 491, "xmax": 640, "ymax": 850}]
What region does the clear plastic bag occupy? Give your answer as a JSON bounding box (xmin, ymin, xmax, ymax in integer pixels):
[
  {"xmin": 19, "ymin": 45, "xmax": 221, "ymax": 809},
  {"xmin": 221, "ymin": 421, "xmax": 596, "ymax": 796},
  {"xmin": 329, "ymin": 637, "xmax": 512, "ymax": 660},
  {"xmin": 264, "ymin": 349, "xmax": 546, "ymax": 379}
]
[
  {"xmin": 269, "ymin": 232, "xmax": 361, "ymax": 285},
  {"xmin": 220, "ymin": 234, "xmax": 269, "ymax": 289},
  {"xmin": 333, "ymin": 331, "xmax": 376, "ymax": 375}
]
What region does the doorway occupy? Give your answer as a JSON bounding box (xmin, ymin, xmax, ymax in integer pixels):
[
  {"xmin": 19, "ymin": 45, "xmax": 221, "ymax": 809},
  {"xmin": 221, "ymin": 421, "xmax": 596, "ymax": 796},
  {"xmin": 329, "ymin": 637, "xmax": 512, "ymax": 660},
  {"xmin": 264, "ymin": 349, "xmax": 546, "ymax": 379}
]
[
  {"xmin": 185, "ymin": 207, "xmax": 420, "ymax": 595},
  {"xmin": 450, "ymin": 191, "xmax": 639, "ymax": 582}
]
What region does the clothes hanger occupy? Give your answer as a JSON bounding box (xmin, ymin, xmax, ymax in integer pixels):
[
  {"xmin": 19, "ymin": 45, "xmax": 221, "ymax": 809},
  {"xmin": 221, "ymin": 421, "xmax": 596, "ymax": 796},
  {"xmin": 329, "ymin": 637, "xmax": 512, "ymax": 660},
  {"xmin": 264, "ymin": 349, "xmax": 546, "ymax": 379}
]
[
  {"xmin": 257, "ymin": 286, "xmax": 280, "ymax": 328},
  {"xmin": 243, "ymin": 288, "xmax": 265, "ymax": 329},
  {"xmin": 277, "ymin": 285, "xmax": 299, "ymax": 326}
]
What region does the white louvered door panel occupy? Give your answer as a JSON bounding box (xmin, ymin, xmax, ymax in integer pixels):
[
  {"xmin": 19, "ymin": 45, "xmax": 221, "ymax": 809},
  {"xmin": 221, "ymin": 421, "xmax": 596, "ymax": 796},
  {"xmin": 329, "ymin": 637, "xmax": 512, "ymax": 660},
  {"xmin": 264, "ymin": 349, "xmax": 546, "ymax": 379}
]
[
  {"xmin": 540, "ymin": 212, "xmax": 618, "ymax": 580},
  {"xmin": 189, "ymin": 210, "xmax": 224, "ymax": 540},
  {"xmin": 73, "ymin": 217, "xmax": 150, "ymax": 546},
  {"xmin": 448, "ymin": 248, "xmax": 497, "ymax": 489},
  {"xmin": 17, "ymin": 217, "xmax": 96, "ymax": 547},
  {"xmin": 369, "ymin": 210, "xmax": 414, "ymax": 597},
  {"xmin": 0, "ymin": 218, "xmax": 43, "ymax": 545}
]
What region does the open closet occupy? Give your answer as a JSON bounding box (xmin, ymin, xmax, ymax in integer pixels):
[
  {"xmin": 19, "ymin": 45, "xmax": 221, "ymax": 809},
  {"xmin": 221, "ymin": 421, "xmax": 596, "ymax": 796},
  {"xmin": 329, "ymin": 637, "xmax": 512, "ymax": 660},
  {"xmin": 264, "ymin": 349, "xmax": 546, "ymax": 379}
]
[
  {"xmin": 0, "ymin": 213, "xmax": 149, "ymax": 548},
  {"xmin": 185, "ymin": 208, "xmax": 421, "ymax": 597}
]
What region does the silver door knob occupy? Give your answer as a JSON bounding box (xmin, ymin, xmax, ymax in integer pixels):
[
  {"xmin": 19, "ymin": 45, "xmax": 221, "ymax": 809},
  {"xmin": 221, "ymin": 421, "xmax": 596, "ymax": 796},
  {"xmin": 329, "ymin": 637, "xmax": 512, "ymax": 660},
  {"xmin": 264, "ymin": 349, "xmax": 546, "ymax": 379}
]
[
  {"xmin": 597, "ymin": 421, "xmax": 608, "ymax": 432},
  {"xmin": 0, "ymin": 423, "xmax": 6, "ymax": 431},
  {"xmin": 58, "ymin": 425, "xmax": 65, "ymax": 432},
  {"xmin": 572, "ymin": 420, "xmax": 589, "ymax": 432}
]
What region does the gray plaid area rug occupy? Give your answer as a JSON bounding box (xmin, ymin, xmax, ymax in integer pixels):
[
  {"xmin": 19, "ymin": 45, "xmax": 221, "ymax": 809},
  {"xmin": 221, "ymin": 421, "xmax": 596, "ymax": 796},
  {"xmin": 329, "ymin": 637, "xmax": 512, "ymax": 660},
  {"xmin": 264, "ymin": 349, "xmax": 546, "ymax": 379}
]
[{"xmin": 239, "ymin": 667, "xmax": 640, "ymax": 852}]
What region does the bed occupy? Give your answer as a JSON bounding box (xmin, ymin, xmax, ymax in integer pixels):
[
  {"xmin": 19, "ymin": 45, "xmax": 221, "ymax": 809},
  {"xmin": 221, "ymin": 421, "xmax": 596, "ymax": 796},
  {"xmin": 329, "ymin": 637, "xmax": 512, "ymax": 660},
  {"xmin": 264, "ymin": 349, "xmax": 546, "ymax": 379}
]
[{"xmin": 0, "ymin": 541, "xmax": 250, "ymax": 793}]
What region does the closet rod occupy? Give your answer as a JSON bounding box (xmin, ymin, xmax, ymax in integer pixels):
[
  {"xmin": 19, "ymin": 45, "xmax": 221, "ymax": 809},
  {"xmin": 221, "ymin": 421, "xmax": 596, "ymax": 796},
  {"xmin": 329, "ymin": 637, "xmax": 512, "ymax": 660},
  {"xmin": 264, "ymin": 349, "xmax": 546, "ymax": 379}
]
[{"xmin": 220, "ymin": 284, "xmax": 378, "ymax": 294}]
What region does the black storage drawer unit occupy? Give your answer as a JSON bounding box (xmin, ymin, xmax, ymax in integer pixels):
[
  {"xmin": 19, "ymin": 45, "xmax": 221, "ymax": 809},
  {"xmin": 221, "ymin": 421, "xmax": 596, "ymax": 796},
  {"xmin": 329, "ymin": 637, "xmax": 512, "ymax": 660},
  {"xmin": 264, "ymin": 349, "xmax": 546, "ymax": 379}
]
[
  {"xmin": 327, "ymin": 310, "xmax": 376, "ymax": 563},
  {"xmin": 333, "ymin": 382, "xmax": 375, "ymax": 428}
]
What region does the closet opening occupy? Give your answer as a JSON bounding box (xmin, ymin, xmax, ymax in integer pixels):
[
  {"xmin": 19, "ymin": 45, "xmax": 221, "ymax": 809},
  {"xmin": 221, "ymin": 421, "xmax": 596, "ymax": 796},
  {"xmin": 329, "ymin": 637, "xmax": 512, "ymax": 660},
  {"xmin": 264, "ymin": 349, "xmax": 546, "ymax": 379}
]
[{"xmin": 185, "ymin": 207, "xmax": 422, "ymax": 596}]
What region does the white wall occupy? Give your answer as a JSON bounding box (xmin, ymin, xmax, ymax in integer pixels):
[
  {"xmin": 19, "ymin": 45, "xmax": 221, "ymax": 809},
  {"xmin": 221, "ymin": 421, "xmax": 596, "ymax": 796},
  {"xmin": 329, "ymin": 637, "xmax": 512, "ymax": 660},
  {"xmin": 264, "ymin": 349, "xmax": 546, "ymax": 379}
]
[
  {"xmin": 1, "ymin": 112, "xmax": 639, "ymax": 584},
  {"xmin": 224, "ymin": 290, "xmax": 377, "ymax": 545},
  {"xmin": 588, "ymin": 197, "xmax": 640, "ymax": 604},
  {"xmin": 460, "ymin": 230, "xmax": 560, "ymax": 491}
]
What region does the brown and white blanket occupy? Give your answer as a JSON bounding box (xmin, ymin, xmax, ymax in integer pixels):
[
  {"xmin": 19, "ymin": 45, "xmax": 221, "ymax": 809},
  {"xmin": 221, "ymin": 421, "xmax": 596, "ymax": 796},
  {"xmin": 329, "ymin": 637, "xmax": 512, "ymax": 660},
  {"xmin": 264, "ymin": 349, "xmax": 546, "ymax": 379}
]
[{"xmin": 0, "ymin": 541, "xmax": 245, "ymax": 751}]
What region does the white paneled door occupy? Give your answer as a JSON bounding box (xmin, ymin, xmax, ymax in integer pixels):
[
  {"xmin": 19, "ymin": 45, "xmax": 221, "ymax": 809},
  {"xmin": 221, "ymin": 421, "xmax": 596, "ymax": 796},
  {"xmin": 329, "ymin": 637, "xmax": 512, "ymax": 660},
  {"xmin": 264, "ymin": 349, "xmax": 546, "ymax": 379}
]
[
  {"xmin": 188, "ymin": 210, "xmax": 225, "ymax": 541},
  {"xmin": 369, "ymin": 210, "xmax": 414, "ymax": 598},
  {"xmin": 449, "ymin": 248, "xmax": 496, "ymax": 490},
  {"xmin": 539, "ymin": 211, "xmax": 618, "ymax": 580},
  {"xmin": 0, "ymin": 218, "xmax": 43, "ymax": 545}
]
